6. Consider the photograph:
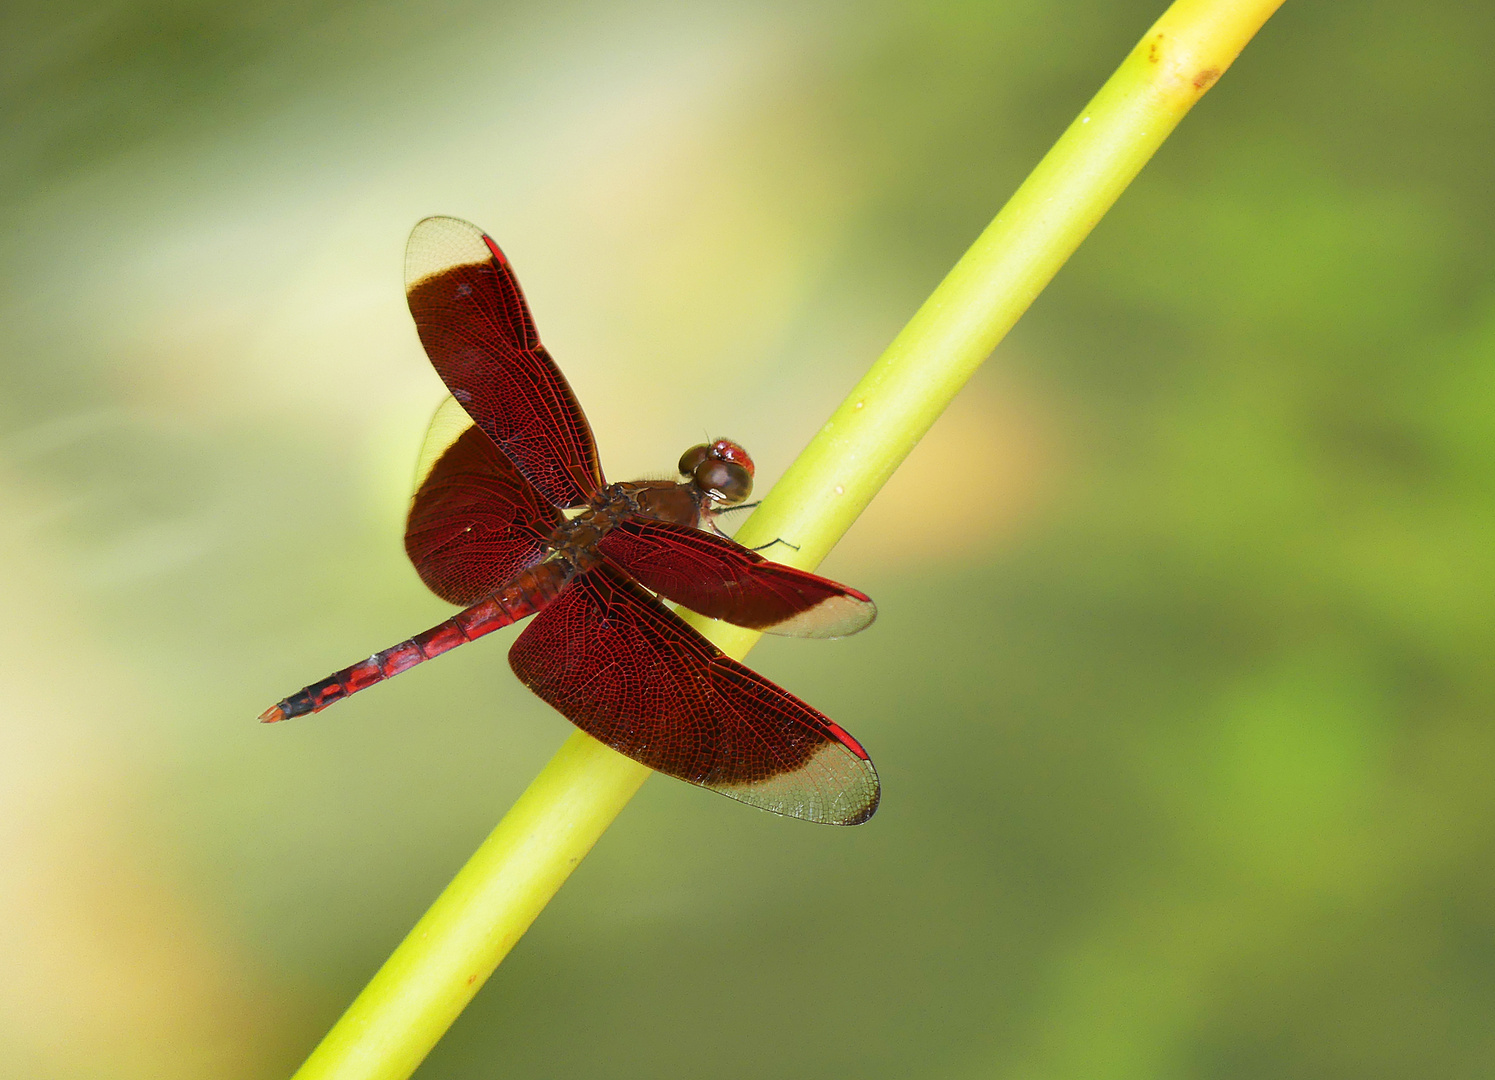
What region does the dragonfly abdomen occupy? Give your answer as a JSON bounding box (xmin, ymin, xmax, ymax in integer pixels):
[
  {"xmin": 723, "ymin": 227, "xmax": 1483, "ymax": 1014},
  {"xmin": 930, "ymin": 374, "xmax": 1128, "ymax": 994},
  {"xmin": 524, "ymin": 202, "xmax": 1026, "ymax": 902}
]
[{"xmin": 260, "ymin": 559, "xmax": 574, "ymax": 723}]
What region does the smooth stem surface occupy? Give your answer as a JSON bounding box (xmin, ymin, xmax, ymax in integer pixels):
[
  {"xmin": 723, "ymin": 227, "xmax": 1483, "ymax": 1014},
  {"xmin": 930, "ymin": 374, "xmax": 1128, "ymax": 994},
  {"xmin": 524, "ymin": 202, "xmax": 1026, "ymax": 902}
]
[
  {"xmin": 291, "ymin": 1, "xmax": 1285, "ymax": 1077},
  {"xmin": 293, "ymin": 734, "xmax": 649, "ymax": 1080},
  {"xmin": 726, "ymin": 0, "xmax": 1287, "ymax": 578}
]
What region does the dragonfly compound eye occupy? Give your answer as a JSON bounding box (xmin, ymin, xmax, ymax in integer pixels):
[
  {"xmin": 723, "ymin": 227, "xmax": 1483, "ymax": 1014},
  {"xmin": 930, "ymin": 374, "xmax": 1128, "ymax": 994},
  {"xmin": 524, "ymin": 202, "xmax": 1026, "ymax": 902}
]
[
  {"xmin": 697, "ymin": 459, "xmax": 752, "ymax": 503},
  {"xmin": 678, "ymin": 444, "xmax": 710, "ymax": 477}
]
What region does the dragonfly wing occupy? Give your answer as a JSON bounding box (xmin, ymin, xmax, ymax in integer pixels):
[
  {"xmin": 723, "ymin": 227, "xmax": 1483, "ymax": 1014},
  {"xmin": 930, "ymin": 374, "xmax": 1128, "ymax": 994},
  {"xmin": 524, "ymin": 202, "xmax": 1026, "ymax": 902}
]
[
  {"xmin": 597, "ymin": 517, "xmax": 876, "ymax": 638},
  {"xmin": 509, "ymin": 565, "xmax": 879, "ymax": 825},
  {"xmin": 405, "ymin": 419, "xmax": 560, "ymax": 605},
  {"xmin": 405, "ymin": 216, "xmax": 605, "ymax": 508}
]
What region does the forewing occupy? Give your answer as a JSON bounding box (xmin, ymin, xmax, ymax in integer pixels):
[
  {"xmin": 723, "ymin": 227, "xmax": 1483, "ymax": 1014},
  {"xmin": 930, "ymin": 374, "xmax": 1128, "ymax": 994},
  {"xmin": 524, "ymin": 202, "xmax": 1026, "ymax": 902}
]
[
  {"xmin": 405, "ymin": 216, "xmax": 604, "ymax": 508},
  {"xmin": 405, "ymin": 422, "xmax": 560, "ymax": 605},
  {"xmin": 597, "ymin": 517, "xmax": 876, "ymax": 638},
  {"xmin": 509, "ymin": 566, "xmax": 879, "ymax": 825}
]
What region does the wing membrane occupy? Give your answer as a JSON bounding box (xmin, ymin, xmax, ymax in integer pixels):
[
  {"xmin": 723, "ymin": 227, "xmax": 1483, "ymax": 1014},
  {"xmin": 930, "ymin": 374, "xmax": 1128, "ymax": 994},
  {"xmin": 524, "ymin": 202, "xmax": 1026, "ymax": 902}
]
[
  {"xmin": 597, "ymin": 518, "xmax": 876, "ymax": 638},
  {"xmin": 405, "ymin": 423, "xmax": 560, "ymax": 605},
  {"xmin": 508, "ymin": 566, "xmax": 879, "ymax": 825},
  {"xmin": 405, "ymin": 216, "xmax": 604, "ymax": 508}
]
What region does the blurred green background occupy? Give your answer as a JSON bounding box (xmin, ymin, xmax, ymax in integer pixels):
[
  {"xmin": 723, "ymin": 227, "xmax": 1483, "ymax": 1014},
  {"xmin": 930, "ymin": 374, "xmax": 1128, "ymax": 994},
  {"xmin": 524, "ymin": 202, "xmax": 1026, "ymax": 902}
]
[{"xmin": 4, "ymin": 1, "xmax": 1494, "ymax": 1077}]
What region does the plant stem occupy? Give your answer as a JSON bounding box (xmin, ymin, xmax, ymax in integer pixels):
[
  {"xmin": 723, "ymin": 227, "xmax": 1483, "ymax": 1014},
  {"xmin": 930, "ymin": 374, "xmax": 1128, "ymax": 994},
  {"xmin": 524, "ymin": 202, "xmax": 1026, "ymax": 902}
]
[
  {"xmin": 292, "ymin": 733, "xmax": 648, "ymax": 1080},
  {"xmin": 290, "ymin": 1, "xmax": 1285, "ymax": 1077}
]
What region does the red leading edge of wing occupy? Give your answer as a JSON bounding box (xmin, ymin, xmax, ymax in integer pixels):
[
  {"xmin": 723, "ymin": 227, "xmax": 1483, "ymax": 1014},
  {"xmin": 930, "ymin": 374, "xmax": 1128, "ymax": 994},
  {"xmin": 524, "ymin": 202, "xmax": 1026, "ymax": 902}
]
[
  {"xmin": 508, "ymin": 564, "xmax": 879, "ymax": 825},
  {"xmin": 405, "ymin": 424, "xmax": 561, "ymax": 605},
  {"xmin": 596, "ymin": 517, "xmax": 876, "ymax": 638},
  {"xmin": 404, "ymin": 216, "xmax": 605, "ymax": 509}
]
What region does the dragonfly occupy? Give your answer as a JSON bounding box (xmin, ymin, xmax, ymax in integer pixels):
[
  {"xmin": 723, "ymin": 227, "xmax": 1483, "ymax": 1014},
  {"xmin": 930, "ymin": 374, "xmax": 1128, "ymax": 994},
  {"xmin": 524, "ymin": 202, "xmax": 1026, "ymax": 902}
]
[{"xmin": 260, "ymin": 217, "xmax": 879, "ymax": 825}]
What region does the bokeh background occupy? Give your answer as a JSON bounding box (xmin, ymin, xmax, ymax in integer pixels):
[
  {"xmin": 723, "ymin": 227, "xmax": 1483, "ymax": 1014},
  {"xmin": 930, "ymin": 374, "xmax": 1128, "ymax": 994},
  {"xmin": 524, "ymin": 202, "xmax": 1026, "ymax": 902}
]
[{"xmin": 4, "ymin": 1, "xmax": 1494, "ymax": 1077}]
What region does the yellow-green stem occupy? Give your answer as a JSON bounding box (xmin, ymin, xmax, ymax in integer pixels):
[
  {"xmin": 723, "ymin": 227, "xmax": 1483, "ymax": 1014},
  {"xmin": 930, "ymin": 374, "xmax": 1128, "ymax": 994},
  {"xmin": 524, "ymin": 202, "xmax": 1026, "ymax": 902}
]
[{"xmin": 291, "ymin": 2, "xmax": 1284, "ymax": 1077}]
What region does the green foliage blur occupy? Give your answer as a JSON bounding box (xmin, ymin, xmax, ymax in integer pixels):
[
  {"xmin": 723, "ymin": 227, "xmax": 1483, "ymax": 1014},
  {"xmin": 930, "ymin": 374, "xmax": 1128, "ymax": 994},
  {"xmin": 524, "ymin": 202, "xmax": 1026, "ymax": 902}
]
[{"xmin": 3, "ymin": 1, "xmax": 1494, "ymax": 1077}]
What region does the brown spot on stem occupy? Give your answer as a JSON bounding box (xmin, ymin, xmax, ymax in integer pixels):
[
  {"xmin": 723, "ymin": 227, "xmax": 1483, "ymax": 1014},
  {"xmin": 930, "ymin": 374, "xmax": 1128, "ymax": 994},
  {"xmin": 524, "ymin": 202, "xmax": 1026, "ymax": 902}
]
[{"xmin": 1193, "ymin": 66, "xmax": 1221, "ymax": 90}]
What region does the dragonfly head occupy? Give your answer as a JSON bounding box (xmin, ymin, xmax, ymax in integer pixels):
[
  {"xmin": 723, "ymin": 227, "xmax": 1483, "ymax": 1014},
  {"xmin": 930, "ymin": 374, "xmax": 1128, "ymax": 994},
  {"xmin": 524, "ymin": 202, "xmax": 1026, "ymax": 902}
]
[{"xmin": 679, "ymin": 439, "xmax": 754, "ymax": 505}]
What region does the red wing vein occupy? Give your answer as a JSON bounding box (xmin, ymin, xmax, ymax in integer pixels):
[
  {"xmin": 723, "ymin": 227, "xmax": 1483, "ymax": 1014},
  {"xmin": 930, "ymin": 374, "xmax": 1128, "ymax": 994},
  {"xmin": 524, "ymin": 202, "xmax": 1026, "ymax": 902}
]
[
  {"xmin": 405, "ymin": 424, "xmax": 559, "ymax": 605},
  {"xmin": 508, "ymin": 567, "xmax": 878, "ymax": 825},
  {"xmin": 406, "ymin": 217, "xmax": 603, "ymax": 508},
  {"xmin": 596, "ymin": 518, "xmax": 876, "ymax": 638}
]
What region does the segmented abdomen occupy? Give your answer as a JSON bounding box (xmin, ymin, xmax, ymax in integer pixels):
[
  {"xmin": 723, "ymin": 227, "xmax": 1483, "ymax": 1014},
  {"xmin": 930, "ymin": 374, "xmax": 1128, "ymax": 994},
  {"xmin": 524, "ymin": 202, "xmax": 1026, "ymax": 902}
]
[{"xmin": 260, "ymin": 560, "xmax": 573, "ymax": 722}]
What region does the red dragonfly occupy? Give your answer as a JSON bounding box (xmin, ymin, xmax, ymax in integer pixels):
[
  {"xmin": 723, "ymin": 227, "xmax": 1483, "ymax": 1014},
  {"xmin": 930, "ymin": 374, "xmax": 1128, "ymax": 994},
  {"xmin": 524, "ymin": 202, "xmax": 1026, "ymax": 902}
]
[{"xmin": 261, "ymin": 216, "xmax": 879, "ymax": 825}]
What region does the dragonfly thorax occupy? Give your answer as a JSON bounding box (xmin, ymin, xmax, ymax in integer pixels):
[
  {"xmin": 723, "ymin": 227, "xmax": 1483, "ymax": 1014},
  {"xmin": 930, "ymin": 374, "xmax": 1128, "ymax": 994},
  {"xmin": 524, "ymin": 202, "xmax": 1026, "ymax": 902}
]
[{"xmin": 547, "ymin": 480, "xmax": 704, "ymax": 569}]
